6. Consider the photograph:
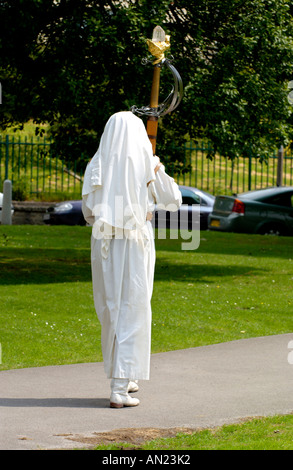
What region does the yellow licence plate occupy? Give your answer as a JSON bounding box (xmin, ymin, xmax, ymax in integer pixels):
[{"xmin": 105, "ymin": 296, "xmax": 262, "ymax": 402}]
[{"xmin": 211, "ymin": 219, "xmax": 221, "ymax": 228}]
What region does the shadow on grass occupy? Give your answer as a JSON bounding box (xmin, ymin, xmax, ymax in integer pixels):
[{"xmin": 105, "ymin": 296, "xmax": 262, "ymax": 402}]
[
  {"xmin": 155, "ymin": 231, "xmax": 293, "ymax": 259},
  {"xmin": 155, "ymin": 259, "xmax": 264, "ymax": 283},
  {"xmin": 0, "ymin": 248, "xmax": 92, "ymax": 285},
  {"xmin": 0, "ymin": 247, "xmax": 264, "ymax": 285}
]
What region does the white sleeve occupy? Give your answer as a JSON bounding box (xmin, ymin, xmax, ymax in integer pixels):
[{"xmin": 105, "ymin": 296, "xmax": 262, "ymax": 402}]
[
  {"xmin": 82, "ymin": 194, "xmax": 95, "ymax": 226},
  {"xmin": 145, "ymin": 151, "xmax": 156, "ymax": 186},
  {"xmin": 149, "ymin": 162, "xmax": 182, "ymax": 211}
]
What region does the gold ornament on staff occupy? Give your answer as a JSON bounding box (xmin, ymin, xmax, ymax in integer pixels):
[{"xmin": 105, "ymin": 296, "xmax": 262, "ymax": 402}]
[
  {"xmin": 131, "ymin": 26, "xmax": 184, "ymax": 155},
  {"xmin": 146, "ymin": 26, "xmax": 170, "ymax": 154},
  {"xmin": 146, "ymin": 26, "xmax": 171, "ymax": 65}
]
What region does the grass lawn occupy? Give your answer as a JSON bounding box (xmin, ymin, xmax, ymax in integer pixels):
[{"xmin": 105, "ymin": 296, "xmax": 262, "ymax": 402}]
[
  {"xmin": 0, "ymin": 226, "xmax": 293, "ymax": 370},
  {"xmin": 93, "ymin": 414, "xmax": 293, "ymax": 450},
  {"xmin": 0, "ymin": 225, "xmax": 293, "ymax": 450}
]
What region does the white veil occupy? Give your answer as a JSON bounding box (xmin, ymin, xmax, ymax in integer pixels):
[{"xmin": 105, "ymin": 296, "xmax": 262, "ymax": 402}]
[{"xmin": 82, "ymin": 111, "xmax": 156, "ymax": 237}]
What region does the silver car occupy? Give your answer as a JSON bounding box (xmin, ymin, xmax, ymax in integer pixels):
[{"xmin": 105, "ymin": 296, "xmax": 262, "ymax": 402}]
[{"xmin": 152, "ymin": 185, "xmax": 215, "ymax": 231}]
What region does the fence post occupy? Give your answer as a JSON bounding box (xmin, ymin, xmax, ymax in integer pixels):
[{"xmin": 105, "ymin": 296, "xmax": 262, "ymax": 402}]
[
  {"xmin": 277, "ymin": 145, "xmax": 284, "ymax": 187},
  {"xmin": 2, "ymin": 179, "xmax": 12, "ymax": 225},
  {"xmin": 5, "ymin": 135, "xmax": 9, "ymax": 180},
  {"xmin": 248, "ymin": 146, "xmax": 252, "ymax": 191}
]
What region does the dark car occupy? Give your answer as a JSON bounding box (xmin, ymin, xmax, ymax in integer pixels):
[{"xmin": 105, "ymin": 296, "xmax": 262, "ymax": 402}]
[
  {"xmin": 43, "ymin": 200, "xmax": 86, "ymax": 226},
  {"xmin": 44, "ymin": 186, "xmax": 215, "ymax": 230},
  {"xmin": 208, "ymin": 186, "xmax": 293, "ymax": 236}
]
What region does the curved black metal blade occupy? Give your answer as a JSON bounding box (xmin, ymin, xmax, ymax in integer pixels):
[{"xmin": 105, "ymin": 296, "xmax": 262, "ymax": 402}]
[{"xmin": 131, "ymin": 58, "xmax": 184, "ymax": 118}]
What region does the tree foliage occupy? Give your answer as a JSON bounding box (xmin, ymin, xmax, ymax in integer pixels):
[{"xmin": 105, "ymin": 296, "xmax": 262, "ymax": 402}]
[
  {"xmin": 167, "ymin": 0, "xmax": 293, "ymax": 160},
  {"xmin": 1, "ymin": 0, "xmax": 293, "ymax": 166}
]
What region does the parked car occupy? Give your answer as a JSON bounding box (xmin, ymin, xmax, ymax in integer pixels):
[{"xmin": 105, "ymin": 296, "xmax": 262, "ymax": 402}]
[
  {"xmin": 43, "ymin": 200, "xmax": 86, "ymax": 226},
  {"xmin": 208, "ymin": 186, "xmax": 293, "ymax": 236},
  {"xmin": 0, "ymin": 192, "xmax": 14, "ymax": 223},
  {"xmin": 44, "ymin": 186, "xmax": 215, "ymax": 230},
  {"xmin": 152, "ymin": 186, "xmax": 215, "ymax": 231}
]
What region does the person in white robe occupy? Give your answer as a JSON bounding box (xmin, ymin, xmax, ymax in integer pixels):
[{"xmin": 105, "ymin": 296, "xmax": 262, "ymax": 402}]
[{"xmin": 82, "ymin": 111, "xmax": 182, "ymax": 408}]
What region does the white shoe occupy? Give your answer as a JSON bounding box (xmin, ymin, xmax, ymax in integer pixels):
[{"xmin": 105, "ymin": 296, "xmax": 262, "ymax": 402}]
[
  {"xmin": 128, "ymin": 380, "xmax": 139, "ymax": 393},
  {"xmin": 110, "ymin": 379, "xmax": 140, "ymax": 408}
]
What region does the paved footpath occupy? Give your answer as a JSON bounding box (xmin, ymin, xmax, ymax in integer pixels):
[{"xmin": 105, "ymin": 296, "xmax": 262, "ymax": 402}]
[{"xmin": 1, "ymin": 333, "xmax": 293, "ymax": 450}]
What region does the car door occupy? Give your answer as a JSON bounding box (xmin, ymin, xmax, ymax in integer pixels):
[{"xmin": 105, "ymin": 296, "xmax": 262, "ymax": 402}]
[
  {"xmin": 179, "ymin": 193, "xmax": 201, "ymax": 230},
  {"xmin": 153, "ymin": 189, "xmax": 200, "ymax": 230},
  {"xmin": 285, "ymin": 194, "xmax": 293, "ymax": 233},
  {"xmin": 264, "ymin": 191, "xmax": 293, "ymax": 235}
]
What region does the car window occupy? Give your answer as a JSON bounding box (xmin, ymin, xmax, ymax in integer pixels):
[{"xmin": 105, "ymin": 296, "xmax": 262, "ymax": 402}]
[
  {"xmin": 265, "ymin": 193, "xmax": 293, "ymax": 208},
  {"xmin": 182, "ymin": 195, "xmax": 200, "ymax": 205},
  {"xmin": 199, "ymin": 197, "xmax": 208, "ymax": 206}
]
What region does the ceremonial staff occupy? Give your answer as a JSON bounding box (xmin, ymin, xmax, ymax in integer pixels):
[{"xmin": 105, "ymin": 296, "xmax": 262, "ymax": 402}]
[{"xmin": 131, "ymin": 26, "xmax": 184, "ymax": 155}]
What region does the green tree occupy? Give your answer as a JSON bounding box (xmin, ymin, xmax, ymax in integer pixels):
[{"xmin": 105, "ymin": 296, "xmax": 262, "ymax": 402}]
[
  {"xmin": 1, "ymin": 0, "xmax": 293, "ymax": 167},
  {"xmin": 0, "ymin": 0, "xmax": 171, "ymax": 167},
  {"xmin": 162, "ymin": 0, "xmax": 293, "ymax": 161}
]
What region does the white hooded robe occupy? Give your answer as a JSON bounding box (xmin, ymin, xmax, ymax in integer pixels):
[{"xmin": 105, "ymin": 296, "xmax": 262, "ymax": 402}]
[{"xmin": 82, "ymin": 111, "xmax": 181, "ymax": 380}]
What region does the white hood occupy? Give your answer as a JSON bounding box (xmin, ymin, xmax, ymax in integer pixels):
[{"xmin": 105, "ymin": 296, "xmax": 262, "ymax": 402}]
[{"xmin": 82, "ymin": 111, "xmax": 156, "ymax": 233}]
